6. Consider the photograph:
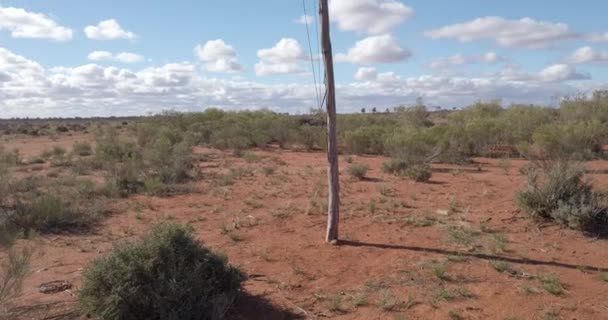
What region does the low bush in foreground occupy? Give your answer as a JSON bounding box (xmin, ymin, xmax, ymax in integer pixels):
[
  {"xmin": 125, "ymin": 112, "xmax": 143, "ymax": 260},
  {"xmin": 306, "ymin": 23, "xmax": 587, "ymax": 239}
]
[
  {"xmin": 517, "ymin": 161, "xmax": 608, "ymax": 234},
  {"xmin": 79, "ymin": 223, "xmax": 245, "ymax": 320},
  {"xmin": 0, "ymin": 244, "xmax": 33, "ymax": 313}
]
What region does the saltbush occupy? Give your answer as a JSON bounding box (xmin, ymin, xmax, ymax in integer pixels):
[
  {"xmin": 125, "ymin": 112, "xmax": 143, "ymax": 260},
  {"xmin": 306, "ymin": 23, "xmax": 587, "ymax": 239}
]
[
  {"xmin": 347, "ymin": 163, "xmax": 369, "ymax": 180},
  {"xmin": 79, "ymin": 223, "xmax": 245, "ymax": 320},
  {"xmin": 382, "ymin": 159, "xmax": 409, "ymax": 175},
  {"xmin": 72, "ymin": 141, "xmax": 93, "ymax": 157},
  {"xmin": 404, "ymin": 163, "xmax": 432, "ymax": 182},
  {"xmin": 517, "ymin": 161, "xmax": 608, "ymax": 233}
]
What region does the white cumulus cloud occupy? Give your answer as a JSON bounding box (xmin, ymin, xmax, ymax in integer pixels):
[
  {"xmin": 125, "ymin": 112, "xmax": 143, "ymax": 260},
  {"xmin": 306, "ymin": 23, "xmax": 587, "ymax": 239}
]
[
  {"xmin": 255, "ymin": 38, "xmax": 308, "ymax": 76},
  {"xmin": 499, "ymin": 64, "xmax": 590, "ymax": 83},
  {"xmin": 195, "ymin": 39, "xmax": 242, "ymax": 73},
  {"xmin": 88, "ymin": 51, "xmax": 144, "ymax": 63},
  {"xmin": 0, "ymin": 47, "xmax": 604, "ymax": 118},
  {"xmin": 85, "ymin": 19, "xmax": 136, "ymax": 40},
  {"xmin": 588, "ymin": 32, "xmax": 608, "ymax": 43},
  {"xmin": 295, "ymin": 14, "xmax": 313, "ymax": 25},
  {"xmin": 429, "ymin": 52, "xmax": 503, "ymax": 69},
  {"xmin": 354, "ymin": 67, "xmax": 378, "ymax": 81},
  {"xmin": 538, "ymin": 64, "xmax": 590, "ymax": 82},
  {"xmin": 0, "ymin": 6, "xmax": 72, "ymax": 41},
  {"xmin": 424, "ymin": 16, "xmax": 579, "ymax": 48},
  {"xmin": 565, "ymin": 46, "xmax": 608, "ymax": 64},
  {"xmin": 336, "ymin": 34, "xmax": 410, "ymax": 64},
  {"xmin": 329, "ymin": 0, "xmax": 413, "ymax": 34}
]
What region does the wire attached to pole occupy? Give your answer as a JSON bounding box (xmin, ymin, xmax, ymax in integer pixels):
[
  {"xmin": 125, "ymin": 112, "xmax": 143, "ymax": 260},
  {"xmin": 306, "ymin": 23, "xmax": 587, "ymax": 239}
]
[{"xmin": 302, "ymin": 0, "xmax": 322, "ymax": 111}]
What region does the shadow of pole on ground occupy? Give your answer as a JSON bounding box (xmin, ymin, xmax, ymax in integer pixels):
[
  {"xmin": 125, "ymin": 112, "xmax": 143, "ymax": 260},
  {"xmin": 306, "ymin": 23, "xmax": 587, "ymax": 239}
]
[{"xmin": 338, "ymin": 240, "xmax": 608, "ymax": 272}]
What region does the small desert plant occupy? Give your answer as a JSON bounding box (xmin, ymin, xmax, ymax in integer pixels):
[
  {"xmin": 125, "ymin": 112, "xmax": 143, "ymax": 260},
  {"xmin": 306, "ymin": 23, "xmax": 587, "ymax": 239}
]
[
  {"xmin": 519, "ymin": 162, "xmax": 535, "ymax": 175},
  {"xmin": 0, "ymin": 147, "xmax": 21, "ymax": 168},
  {"xmin": 51, "ymin": 145, "xmax": 67, "ymax": 157},
  {"xmin": 79, "ymin": 223, "xmax": 245, "ymax": 320},
  {"xmin": 382, "ymin": 159, "xmax": 409, "ymax": 175},
  {"xmin": 498, "ymin": 158, "xmax": 511, "ymax": 175},
  {"xmin": 382, "ymin": 159, "xmax": 432, "ymax": 182},
  {"xmin": 430, "ymin": 262, "xmax": 450, "ymax": 281},
  {"xmin": 27, "ymin": 156, "xmax": 45, "ymax": 165},
  {"xmin": 377, "ymin": 290, "xmax": 400, "ymax": 311},
  {"xmin": 489, "ymin": 260, "xmax": 511, "ymax": 273},
  {"xmin": 447, "ymin": 226, "xmax": 479, "ymax": 247},
  {"xmin": 261, "ymin": 165, "xmax": 276, "ymax": 176},
  {"xmin": 348, "ymin": 163, "xmax": 369, "ymax": 180},
  {"xmin": 0, "ymin": 245, "xmax": 34, "ymax": 311},
  {"xmin": 327, "ymin": 294, "xmax": 346, "ymax": 313},
  {"xmin": 448, "ymin": 310, "xmax": 464, "ymax": 320},
  {"xmin": 517, "ymin": 161, "xmax": 608, "ymax": 233},
  {"xmin": 11, "ymin": 194, "xmax": 100, "ymax": 234},
  {"xmin": 72, "ymin": 141, "xmax": 93, "ymax": 157},
  {"xmin": 48, "ymin": 145, "xmax": 71, "ymax": 167},
  {"xmin": 377, "ymin": 184, "xmax": 392, "ymax": 197},
  {"xmin": 143, "ymin": 177, "xmax": 165, "ymax": 196},
  {"xmin": 404, "ymin": 163, "xmax": 432, "ymax": 182},
  {"xmin": 242, "ymin": 152, "xmax": 260, "ymax": 163},
  {"xmin": 538, "ymin": 273, "xmax": 564, "ymax": 296}
]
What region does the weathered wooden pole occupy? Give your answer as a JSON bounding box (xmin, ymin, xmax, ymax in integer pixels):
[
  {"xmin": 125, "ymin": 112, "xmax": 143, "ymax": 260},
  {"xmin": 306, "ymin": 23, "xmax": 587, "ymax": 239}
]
[{"xmin": 319, "ymin": 0, "xmax": 340, "ymax": 244}]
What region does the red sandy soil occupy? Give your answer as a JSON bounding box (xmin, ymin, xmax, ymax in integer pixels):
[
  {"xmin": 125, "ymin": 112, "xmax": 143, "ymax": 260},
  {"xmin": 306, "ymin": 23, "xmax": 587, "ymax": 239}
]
[{"xmin": 2, "ymin": 135, "xmax": 608, "ymax": 320}]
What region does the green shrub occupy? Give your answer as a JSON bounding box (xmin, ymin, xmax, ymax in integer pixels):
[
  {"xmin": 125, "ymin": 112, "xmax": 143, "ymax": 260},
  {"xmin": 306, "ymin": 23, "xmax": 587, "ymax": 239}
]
[
  {"xmin": 94, "ymin": 126, "xmax": 139, "ymax": 165},
  {"xmin": 12, "ymin": 195, "xmax": 86, "ymax": 234},
  {"xmin": 560, "ymin": 90, "xmax": 608, "ymax": 123},
  {"xmin": 0, "ymin": 147, "xmax": 21, "ymax": 168},
  {"xmin": 517, "ymin": 161, "xmax": 607, "ymax": 233},
  {"xmin": 72, "ymin": 141, "xmax": 93, "ymax": 156},
  {"xmin": 209, "ymin": 125, "xmax": 251, "ymax": 152},
  {"xmin": 27, "ymin": 156, "xmax": 45, "ymax": 165},
  {"xmin": 144, "ymin": 137, "xmax": 195, "ymax": 184},
  {"xmin": 394, "ymin": 104, "xmax": 432, "ymax": 127},
  {"xmin": 261, "ymin": 165, "xmax": 276, "ymax": 176},
  {"xmin": 498, "ymin": 158, "xmax": 511, "ymax": 175},
  {"xmin": 384, "ymin": 126, "xmax": 441, "ymax": 164},
  {"xmin": 296, "ymin": 124, "xmax": 325, "ymax": 150},
  {"xmin": 52, "ymin": 145, "xmax": 66, "ymax": 157},
  {"xmin": 105, "ymin": 160, "xmax": 144, "ymax": 197},
  {"xmin": 382, "ymin": 158, "xmax": 432, "ymax": 182},
  {"xmin": 79, "ymin": 223, "xmax": 245, "ymax": 320},
  {"xmin": 382, "ymin": 159, "xmax": 409, "ymax": 175},
  {"xmin": 348, "ymin": 163, "xmax": 369, "ymax": 180},
  {"xmin": 40, "ymin": 149, "xmax": 53, "ymax": 159},
  {"xmin": 519, "ymin": 162, "xmax": 535, "ymax": 176},
  {"xmin": 49, "ymin": 152, "xmax": 72, "ymax": 167},
  {"xmin": 143, "ymin": 177, "xmax": 165, "ymax": 196},
  {"xmin": 0, "ymin": 244, "xmax": 34, "ymax": 311},
  {"xmin": 99, "ymin": 177, "xmax": 122, "ymax": 198},
  {"xmin": 404, "ymin": 163, "xmax": 432, "ymax": 182},
  {"xmin": 532, "ymin": 121, "xmax": 606, "ymax": 160},
  {"xmin": 343, "ymin": 126, "xmax": 387, "ymax": 154}
]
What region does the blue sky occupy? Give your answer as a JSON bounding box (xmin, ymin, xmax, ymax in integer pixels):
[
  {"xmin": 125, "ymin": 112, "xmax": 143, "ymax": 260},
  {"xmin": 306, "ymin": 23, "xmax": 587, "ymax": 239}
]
[{"xmin": 1, "ymin": 0, "xmax": 608, "ymax": 117}]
